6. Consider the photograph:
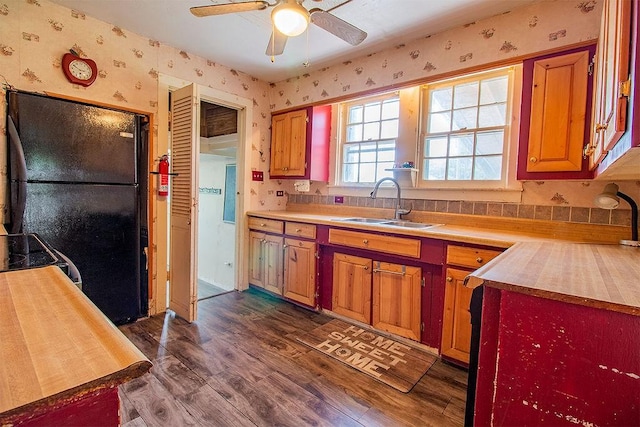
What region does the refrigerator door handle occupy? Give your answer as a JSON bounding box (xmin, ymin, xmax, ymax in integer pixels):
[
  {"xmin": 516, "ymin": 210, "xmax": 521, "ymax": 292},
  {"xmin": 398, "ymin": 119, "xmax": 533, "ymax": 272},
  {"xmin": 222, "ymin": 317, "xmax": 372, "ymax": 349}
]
[{"xmin": 7, "ymin": 116, "xmax": 27, "ymax": 234}]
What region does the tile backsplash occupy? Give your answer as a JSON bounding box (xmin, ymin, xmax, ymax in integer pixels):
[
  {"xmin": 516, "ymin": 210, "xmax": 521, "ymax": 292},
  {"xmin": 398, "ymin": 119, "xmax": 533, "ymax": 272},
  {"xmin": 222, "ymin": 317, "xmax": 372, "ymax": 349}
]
[{"xmin": 288, "ymin": 194, "xmax": 633, "ymax": 227}]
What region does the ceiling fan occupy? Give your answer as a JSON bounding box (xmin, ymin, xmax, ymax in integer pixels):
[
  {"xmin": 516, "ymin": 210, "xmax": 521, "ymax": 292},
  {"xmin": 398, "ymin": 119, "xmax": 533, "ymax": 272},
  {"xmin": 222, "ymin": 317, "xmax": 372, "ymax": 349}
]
[{"xmin": 190, "ymin": 0, "xmax": 367, "ymax": 57}]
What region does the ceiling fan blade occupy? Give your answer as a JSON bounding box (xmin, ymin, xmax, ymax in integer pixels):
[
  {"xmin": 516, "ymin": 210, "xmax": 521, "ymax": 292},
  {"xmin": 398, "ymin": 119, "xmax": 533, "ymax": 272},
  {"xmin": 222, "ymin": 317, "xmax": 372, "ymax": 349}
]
[
  {"xmin": 190, "ymin": 1, "xmax": 269, "ymax": 17},
  {"xmin": 265, "ymin": 31, "xmax": 288, "ymax": 56},
  {"xmin": 309, "ymin": 9, "xmax": 367, "ymax": 46}
]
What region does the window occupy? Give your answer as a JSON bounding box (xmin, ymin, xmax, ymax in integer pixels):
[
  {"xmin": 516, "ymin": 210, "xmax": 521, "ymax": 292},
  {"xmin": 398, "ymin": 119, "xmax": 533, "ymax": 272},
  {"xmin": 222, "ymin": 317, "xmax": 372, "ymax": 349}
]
[
  {"xmin": 420, "ymin": 67, "xmax": 514, "ymax": 188},
  {"xmin": 340, "ymin": 93, "xmax": 400, "ymax": 184}
]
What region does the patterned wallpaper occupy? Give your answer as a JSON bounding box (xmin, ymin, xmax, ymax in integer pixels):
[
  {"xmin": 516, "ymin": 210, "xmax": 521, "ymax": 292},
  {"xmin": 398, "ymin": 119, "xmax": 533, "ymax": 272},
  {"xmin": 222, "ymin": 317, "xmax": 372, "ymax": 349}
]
[
  {"xmin": 0, "ymin": 0, "xmax": 283, "ymax": 218},
  {"xmin": 265, "ymin": 0, "xmax": 639, "ymax": 211}
]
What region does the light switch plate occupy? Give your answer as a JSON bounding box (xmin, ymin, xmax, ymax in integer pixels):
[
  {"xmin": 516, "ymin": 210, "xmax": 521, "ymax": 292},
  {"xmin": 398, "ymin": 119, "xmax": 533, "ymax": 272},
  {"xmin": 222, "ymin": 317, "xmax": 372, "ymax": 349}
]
[{"xmin": 252, "ymin": 171, "xmax": 264, "ymax": 181}]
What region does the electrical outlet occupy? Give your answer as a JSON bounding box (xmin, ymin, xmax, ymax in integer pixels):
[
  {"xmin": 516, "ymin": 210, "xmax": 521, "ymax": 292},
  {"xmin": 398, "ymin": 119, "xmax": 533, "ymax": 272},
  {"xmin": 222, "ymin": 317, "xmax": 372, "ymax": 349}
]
[
  {"xmin": 276, "ymin": 190, "xmax": 284, "ymax": 197},
  {"xmin": 252, "ymin": 171, "xmax": 264, "ymax": 181},
  {"xmin": 294, "ymin": 180, "xmax": 310, "ymax": 192},
  {"xmin": 334, "ymin": 196, "xmax": 344, "ymax": 204}
]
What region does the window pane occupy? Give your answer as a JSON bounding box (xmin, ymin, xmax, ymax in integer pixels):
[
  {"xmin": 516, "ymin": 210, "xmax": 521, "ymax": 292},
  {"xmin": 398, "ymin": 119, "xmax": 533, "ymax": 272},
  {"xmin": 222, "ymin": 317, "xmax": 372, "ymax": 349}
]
[
  {"xmin": 346, "ymin": 124, "xmax": 362, "ymax": 142},
  {"xmin": 476, "ymin": 131, "xmax": 504, "ymax": 155},
  {"xmin": 429, "ymin": 111, "xmax": 451, "ymax": 133},
  {"xmin": 378, "ymin": 141, "xmax": 396, "ymax": 162},
  {"xmin": 425, "ymin": 137, "xmax": 448, "ymax": 157},
  {"xmin": 474, "ymin": 155, "xmax": 502, "ymax": 180},
  {"xmin": 364, "ymin": 102, "xmax": 381, "ymax": 122},
  {"xmin": 363, "ymin": 122, "xmax": 380, "ymax": 140},
  {"xmin": 449, "ymin": 133, "xmax": 474, "ymax": 156},
  {"xmin": 478, "ymin": 103, "xmax": 506, "ymax": 127},
  {"xmin": 359, "ymin": 163, "xmax": 376, "ymax": 182},
  {"xmin": 452, "ymin": 107, "xmax": 477, "ymax": 130},
  {"xmin": 344, "ymin": 144, "xmax": 360, "ymax": 163},
  {"xmin": 380, "ymin": 119, "xmax": 399, "ymax": 138},
  {"xmin": 360, "ymin": 142, "xmax": 377, "ymax": 162},
  {"xmin": 343, "ymin": 163, "xmax": 359, "ymax": 183},
  {"xmin": 349, "ymin": 105, "xmax": 363, "ymax": 124},
  {"xmin": 447, "ymin": 157, "xmax": 473, "ymax": 180},
  {"xmin": 381, "ymin": 99, "xmax": 399, "ymax": 119},
  {"xmin": 454, "ymin": 82, "xmax": 479, "ymax": 109},
  {"xmin": 480, "ymin": 76, "xmax": 508, "ymax": 104},
  {"xmin": 423, "ymin": 158, "xmax": 446, "ymax": 180},
  {"xmin": 430, "ymin": 88, "xmax": 452, "ymax": 112}
]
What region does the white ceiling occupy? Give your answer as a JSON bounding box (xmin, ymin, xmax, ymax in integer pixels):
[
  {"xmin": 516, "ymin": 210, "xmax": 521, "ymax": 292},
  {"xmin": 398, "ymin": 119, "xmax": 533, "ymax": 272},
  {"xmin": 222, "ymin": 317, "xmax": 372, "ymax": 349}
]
[{"xmin": 50, "ymin": 0, "xmax": 537, "ymax": 83}]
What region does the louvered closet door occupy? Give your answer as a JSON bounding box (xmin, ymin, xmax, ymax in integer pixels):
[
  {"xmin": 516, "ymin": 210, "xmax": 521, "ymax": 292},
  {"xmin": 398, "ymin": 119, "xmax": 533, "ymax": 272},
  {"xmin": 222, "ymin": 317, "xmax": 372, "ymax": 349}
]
[{"xmin": 169, "ymin": 84, "xmax": 199, "ymax": 322}]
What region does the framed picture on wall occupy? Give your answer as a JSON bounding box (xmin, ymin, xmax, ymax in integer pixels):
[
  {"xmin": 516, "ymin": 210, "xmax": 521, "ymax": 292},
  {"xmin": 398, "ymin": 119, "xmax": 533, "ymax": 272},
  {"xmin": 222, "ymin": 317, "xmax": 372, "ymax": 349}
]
[{"xmin": 223, "ymin": 164, "xmax": 236, "ymax": 223}]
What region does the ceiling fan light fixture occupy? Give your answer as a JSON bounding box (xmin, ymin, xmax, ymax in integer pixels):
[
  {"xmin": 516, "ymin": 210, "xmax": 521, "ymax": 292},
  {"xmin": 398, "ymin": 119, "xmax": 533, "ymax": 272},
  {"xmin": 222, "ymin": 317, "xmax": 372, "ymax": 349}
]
[{"xmin": 272, "ymin": 0, "xmax": 309, "ymax": 37}]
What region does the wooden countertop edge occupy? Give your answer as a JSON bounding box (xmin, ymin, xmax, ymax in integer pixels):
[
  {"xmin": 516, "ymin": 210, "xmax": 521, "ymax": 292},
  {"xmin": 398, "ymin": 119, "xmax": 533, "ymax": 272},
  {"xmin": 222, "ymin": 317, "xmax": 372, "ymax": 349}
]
[
  {"xmin": 0, "ymin": 360, "xmax": 152, "ymax": 424},
  {"xmin": 472, "ymin": 278, "xmax": 640, "ymax": 316}
]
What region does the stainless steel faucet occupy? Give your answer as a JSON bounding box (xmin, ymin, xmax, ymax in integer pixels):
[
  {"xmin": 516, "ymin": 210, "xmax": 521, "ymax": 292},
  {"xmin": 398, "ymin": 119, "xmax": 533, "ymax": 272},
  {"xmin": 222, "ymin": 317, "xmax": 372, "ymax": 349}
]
[{"xmin": 370, "ymin": 177, "xmax": 411, "ymax": 220}]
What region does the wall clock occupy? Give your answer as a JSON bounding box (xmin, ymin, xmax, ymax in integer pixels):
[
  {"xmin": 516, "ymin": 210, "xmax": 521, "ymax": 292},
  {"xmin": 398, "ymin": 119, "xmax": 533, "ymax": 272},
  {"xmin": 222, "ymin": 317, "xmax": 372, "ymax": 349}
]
[{"xmin": 62, "ymin": 52, "xmax": 98, "ymax": 87}]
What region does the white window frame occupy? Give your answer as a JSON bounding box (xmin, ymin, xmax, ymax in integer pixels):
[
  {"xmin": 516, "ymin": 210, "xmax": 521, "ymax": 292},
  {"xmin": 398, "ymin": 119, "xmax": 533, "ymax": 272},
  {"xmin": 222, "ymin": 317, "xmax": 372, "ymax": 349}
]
[
  {"xmin": 418, "ymin": 66, "xmax": 520, "ymax": 190},
  {"xmin": 337, "ymin": 91, "xmax": 400, "ymax": 186}
]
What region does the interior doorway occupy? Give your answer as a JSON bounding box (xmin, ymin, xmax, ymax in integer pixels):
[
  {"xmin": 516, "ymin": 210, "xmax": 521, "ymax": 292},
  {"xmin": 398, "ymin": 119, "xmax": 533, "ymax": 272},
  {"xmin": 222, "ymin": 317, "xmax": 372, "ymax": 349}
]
[{"xmin": 197, "ymin": 100, "xmax": 238, "ymax": 300}]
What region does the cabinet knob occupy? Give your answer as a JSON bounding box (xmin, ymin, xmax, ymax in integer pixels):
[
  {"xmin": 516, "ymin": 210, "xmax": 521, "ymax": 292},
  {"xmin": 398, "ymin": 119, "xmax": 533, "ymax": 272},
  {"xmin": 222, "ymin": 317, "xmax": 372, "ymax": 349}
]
[
  {"xmin": 283, "ymin": 167, "xmax": 289, "ymax": 171},
  {"xmin": 362, "ymin": 239, "xmax": 369, "ymax": 245},
  {"xmin": 295, "ymin": 228, "xmax": 302, "ymax": 232},
  {"xmin": 446, "ymin": 276, "xmax": 453, "ymax": 283},
  {"xmin": 260, "ymin": 223, "xmax": 266, "ymax": 227},
  {"xmin": 363, "ymin": 266, "xmax": 369, "ymax": 270},
  {"xmin": 476, "ymin": 257, "xmax": 484, "ymax": 264},
  {"xmin": 529, "ymin": 156, "xmax": 537, "ymax": 163}
]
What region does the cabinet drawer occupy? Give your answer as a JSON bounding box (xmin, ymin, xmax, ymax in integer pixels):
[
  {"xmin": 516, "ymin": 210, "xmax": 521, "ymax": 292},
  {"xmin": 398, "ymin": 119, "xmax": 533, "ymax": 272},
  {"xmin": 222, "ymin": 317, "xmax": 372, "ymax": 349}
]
[
  {"xmin": 446, "ymin": 245, "xmax": 502, "ymax": 269},
  {"xmin": 285, "ymin": 222, "xmax": 316, "ymax": 239},
  {"xmin": 329, "ymin": 228, "xmax": 421, "ymax": 258},
  {"xmin": 248, "ymin": 217, "xmax": 284, "ymax": 234}
]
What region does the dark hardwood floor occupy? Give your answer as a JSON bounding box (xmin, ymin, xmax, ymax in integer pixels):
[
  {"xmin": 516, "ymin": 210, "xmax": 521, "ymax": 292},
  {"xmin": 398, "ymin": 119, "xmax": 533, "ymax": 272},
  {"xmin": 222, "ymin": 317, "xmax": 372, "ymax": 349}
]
[{"xmin": 118, "ymin": 288, "xmax": 468, "ymax": 426}]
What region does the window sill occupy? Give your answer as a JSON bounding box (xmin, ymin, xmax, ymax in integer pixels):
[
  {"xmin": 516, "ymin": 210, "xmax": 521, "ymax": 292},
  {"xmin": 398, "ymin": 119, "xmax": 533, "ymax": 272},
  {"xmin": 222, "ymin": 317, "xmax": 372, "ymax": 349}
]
[{"xmin": 326, "ymin": 185, "xmax": 523, "ymax": 203}]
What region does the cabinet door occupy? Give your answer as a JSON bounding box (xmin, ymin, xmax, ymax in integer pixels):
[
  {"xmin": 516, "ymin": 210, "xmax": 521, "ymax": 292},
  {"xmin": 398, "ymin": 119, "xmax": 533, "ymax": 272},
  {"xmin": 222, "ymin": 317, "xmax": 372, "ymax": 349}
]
[
  {"xmin": 372, "ymin": 262, "xmax": 422, "ymax": 341},
  {"xmin": 248, "ymin": 231, "xmax": 265, "ymax": 288},
  {"xmin": 283, "ymin": 238, "xmax": 316, "ymax": 306},
  {"xmin": 332, "ymin": 253, "xmax": 372, "ymax": 323},
  {"xmin": 527, "ymin": 50, "xmax": 590, "ymax": 172},
  {"xmin": 441, "ymin": 268, "xmax": 473, "ymax": 364},
  {"xmin": 263, "ymin": 234, "xmax": 283, "ymax": 295},
  {"xmin": 270, "ymin": 110, "xmax": 307, "ymax": 177},
  {"xmin": 589, "ymin": 0, "xmax": 632, "ymax": 168}
]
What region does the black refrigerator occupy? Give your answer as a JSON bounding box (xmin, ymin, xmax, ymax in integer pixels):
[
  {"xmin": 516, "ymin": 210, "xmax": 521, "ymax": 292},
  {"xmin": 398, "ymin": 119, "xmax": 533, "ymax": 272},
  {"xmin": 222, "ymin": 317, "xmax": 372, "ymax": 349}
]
[{"xmin": 6, "ymin": 91, "xmax": 148, "ymax": 324}]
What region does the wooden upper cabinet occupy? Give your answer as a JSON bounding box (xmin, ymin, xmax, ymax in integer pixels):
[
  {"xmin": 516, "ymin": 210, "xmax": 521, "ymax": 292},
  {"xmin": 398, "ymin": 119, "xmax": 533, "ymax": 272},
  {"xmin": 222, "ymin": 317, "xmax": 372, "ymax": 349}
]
[
  {"xmin": 588, "ymin": 0, "xmax": 632, "ymax": 169},
  {"xmin": 269, "ymin": 106, "xmax": 331, "ymax": 181},
  {"xmin": 518, "ymin": 45, "xmax": 595, "ymax": 180},
  {"xmin": 270, "ymin": 109, "xmax": 307, "ymax": 177}
]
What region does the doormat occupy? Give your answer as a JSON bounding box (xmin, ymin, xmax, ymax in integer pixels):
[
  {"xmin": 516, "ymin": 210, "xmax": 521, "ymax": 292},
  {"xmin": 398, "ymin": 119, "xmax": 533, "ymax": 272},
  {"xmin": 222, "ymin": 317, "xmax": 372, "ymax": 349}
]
[{"xmin": 297, "ymin": 319, "xmax": 436, "ymax": 393}]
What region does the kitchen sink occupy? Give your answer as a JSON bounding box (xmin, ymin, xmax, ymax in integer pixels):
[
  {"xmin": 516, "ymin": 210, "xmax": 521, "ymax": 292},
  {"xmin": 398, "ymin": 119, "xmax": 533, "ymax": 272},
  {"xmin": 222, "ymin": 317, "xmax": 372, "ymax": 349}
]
[
  {"xmin": 382, "ymin": 221, "xmax": 435, "ymax": 229},
  {"xmin": 334, "ymin": 217, "xmax": 390, "ymax": 223},
  {"xmin": 333, "ymin": 218, "xmax": 437, "ymax": 228}
]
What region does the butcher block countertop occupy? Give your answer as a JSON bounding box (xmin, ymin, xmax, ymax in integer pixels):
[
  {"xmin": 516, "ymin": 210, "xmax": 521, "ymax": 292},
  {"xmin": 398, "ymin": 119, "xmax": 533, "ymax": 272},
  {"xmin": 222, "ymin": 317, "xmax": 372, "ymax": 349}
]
[
  {"xmin": 0, "ymin": 266, "xmax": 152, "ymax": 422},
  {"xmin": 468, "ymin": 242, "xmax": 640, "ymax": 316}
]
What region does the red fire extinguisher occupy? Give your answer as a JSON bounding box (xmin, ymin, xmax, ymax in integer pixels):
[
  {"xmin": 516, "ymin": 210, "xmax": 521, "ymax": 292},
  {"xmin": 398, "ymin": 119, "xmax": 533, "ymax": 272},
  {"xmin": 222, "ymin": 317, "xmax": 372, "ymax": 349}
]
[{"xmin": 158, "ymin": 155, "xmax": 169, "ymax": 197}]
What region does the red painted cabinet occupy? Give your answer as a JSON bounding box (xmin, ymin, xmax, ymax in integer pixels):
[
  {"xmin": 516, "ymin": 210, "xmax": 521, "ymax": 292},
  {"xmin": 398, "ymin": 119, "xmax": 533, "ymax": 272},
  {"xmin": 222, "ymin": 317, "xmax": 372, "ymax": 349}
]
[{"xmin": 475, "ymin": 288, "xmax": 640, "ymax": 426}]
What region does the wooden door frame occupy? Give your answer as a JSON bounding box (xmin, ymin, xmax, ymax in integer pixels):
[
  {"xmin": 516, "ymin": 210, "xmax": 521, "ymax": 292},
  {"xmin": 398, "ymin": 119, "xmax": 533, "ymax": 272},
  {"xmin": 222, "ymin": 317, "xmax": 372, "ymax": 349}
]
[{"xmin": 153, "ymin": 75, "xmax": 252, "ymax": 316}]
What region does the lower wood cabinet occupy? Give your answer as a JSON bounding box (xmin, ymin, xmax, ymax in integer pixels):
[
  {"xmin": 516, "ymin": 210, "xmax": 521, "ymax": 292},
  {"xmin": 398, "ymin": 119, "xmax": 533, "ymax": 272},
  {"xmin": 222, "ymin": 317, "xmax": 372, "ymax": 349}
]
[
  {"xmin": 249, "ymin": 231, "xmax": 283, "ymax": 294},
  {"xmin": 332, "ymin": 253, "xmax": 372, "ymax": 323},
  {"xmin": 283, "ymin": 238, "xmax": 317, "ymax": 306},
  {"xmin": 372, "ymin": 262, "xmax": 422, "ymax": 341},
  {"xmin": 332, "ymin": 251, "xmax": 422, "ymax": 341},
  {"xmin": 249, "ymin": 218, "xmax": 318, "ymax": 308},
  {"xmin": 441, "ymin": 245, "xmax": 502, "ymax": 364},
  {"xmin": 441, "ymin": 267, "xmax": 474, "ymax": 363}
]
